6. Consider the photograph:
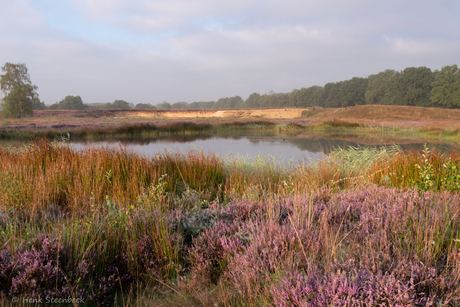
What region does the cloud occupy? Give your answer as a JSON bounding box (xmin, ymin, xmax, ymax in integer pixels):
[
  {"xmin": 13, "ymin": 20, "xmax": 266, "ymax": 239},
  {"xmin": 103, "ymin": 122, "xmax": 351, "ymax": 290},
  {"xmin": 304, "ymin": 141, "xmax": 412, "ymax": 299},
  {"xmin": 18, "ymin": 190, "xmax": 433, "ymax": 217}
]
[
  {"xmin": 0, "ymin": 0, "xmax": 47, "ymax": 37},
  {"xmin": 72, "ymin": 0, "xmax": 126, "ymax": 20},
  {"xmin": 1, "ymin": 0, "xmax": 460, "ymax": 105},
  {"xmin": 73, "ymin": 0, "xmax": 255, "ymax": 31},
  {"xmin": 384, "ymin": 37, "xmax": 441, "ymax": 55}
]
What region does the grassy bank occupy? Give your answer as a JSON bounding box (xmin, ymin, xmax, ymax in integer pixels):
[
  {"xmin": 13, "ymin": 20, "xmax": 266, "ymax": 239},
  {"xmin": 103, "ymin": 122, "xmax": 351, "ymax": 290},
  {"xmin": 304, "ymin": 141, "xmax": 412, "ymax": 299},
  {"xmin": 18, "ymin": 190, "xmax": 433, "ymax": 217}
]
[
  {"xmin": 3, "ymin": 118, "xmax": 460, "ymax": 147},
  {"xmin": 306, "ymin": 120, "xmax": 460, "ymax": 142},
  {"xmin": 3, "ymin": 105, "xmax": 460, "ymax": 142},
  {"xmin": 0, "ymin": 121, "xmax": 307, "ymax": 142},
  {"xmin": 1, "ymin": 141, "xmax": 460, "ymax": 306}
]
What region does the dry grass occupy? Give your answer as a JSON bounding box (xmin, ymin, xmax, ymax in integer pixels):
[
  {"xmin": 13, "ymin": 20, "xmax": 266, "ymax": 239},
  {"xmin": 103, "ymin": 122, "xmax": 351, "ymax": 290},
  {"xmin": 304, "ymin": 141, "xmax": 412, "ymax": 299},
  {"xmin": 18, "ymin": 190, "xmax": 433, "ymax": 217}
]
[
  {"xmin": 308, "ymin": 105, "xmax": 460, "ymax": 126},
  {"xmin": 2, "ymin": 105, "xmax": 460, "ymax": 134},
  {"xmin": 1, "ymin": 141, "xmax": 460, "ymax": 306}
]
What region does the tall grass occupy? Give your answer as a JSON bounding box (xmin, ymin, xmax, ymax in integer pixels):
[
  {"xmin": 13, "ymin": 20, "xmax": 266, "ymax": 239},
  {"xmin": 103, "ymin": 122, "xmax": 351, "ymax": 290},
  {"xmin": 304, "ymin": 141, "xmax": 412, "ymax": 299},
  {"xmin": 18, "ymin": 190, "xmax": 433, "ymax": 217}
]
[
  {"xmin": 1, "ymin": 140, "xmax": 460, "ymax": 306},
  {"xmin": 329, "ymin": 144, "xmax": 401, "ymax": 176},
  {"xmin": 0, "ymin": 121, "xmax": 290, "ymax": 141},
  {"xmin": 0, "ymin": 139, "xmax": 225, "ymax": 214}
]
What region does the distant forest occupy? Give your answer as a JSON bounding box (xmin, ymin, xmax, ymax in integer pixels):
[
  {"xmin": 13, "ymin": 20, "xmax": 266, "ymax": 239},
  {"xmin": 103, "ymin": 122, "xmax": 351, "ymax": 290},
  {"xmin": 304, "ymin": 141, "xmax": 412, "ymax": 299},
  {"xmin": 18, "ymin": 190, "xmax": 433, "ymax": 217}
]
[
  {"xmin": 158, "ymin": 64, "xmax": 459, "ymax": 110},
  {"xmin": 30, "ymin": 64, "xmax": 459, "ymax": 111}
]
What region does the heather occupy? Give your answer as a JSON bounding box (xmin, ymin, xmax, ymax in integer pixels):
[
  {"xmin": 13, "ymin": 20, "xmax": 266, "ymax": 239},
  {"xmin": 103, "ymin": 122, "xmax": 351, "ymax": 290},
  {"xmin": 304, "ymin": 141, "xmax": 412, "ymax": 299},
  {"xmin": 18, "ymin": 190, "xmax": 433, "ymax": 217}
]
[
  {"xmin": 2, "ymin": 107, "xmax": 460, "ymax": 142},
  {"xmin": 1, "ymin": 141, "xmax": 460, "ymax": 306}
]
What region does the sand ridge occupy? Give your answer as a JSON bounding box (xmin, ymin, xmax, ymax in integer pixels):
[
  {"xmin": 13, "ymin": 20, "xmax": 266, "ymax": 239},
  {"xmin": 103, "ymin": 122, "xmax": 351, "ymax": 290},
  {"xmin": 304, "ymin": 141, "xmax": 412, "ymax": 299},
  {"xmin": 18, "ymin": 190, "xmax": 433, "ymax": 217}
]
[
  {"xmin": 154, "ymin": 108, "xmax": 309, "ymax": 119},
  {"xmin": 3, "ymin": 105, "xmax": 460, "ymax": 130},
  {"xmin": 116, "ymin": 108, "xmax": 309, "ymax": 119}
]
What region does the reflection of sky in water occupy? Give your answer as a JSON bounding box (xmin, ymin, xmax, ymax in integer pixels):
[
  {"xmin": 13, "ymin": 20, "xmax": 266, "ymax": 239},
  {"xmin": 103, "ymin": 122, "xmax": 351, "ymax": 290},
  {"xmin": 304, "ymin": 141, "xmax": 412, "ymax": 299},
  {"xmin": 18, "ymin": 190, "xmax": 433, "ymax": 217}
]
[
  {"xmin": 70, "ymin": 137, "xmax": 326, "ymax": 164},
  {"xmin": 67, "ymin": 135, "xmax": 459, "ymax": 165}
]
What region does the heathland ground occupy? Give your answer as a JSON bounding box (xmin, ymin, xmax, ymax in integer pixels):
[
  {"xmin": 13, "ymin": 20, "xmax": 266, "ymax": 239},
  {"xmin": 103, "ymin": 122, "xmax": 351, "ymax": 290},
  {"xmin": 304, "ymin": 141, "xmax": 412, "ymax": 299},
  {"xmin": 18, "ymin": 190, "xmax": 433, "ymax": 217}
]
[
  {"xmin": 2, "ymin": 105, "xmax": 460, "ymax": 142},
  {"xmin": 1, "ymin": 105, "xmax": 460, "ymax": 306},
  {"xmin": 1, "ymin": 105, "xmax": 460, "ymax": 130}
]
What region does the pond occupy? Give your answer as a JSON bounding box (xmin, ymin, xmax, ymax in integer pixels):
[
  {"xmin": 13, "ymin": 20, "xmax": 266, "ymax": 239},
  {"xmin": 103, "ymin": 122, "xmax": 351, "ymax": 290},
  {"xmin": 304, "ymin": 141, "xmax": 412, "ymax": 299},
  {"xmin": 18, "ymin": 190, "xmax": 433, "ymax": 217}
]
[{"xmin": 67, "ymin": 132, "xmax": 460, "ymax": 165}]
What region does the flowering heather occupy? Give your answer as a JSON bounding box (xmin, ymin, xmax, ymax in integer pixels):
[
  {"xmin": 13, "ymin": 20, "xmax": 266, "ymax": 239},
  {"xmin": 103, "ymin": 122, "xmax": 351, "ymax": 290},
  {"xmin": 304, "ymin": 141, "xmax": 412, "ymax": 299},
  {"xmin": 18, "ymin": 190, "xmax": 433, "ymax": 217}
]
[
  {"xmin": 270, "ymin": 263, "xmax": 444, "ymax": 306},
  {"xmin": 185, "ymin": 187, "xmax": 460, "ymax": 305},
  {"xmin": 0, "ymin": 234, "xmax": 134, "ymax": 306},
  {"xmin": 1, "ymin": 141, "xmax": 460, "ymax": 306}
]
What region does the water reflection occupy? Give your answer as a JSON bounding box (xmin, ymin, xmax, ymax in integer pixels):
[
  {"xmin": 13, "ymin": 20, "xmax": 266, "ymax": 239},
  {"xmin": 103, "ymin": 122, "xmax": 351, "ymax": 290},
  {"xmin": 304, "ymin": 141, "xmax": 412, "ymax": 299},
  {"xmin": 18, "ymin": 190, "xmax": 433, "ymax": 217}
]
[
  {"xmin": 68, "ymin": 133, "xmax": 460, "ymax": 164},
  {"xmin": 70, "ymin": 137, "xmax": 325, "ymax": 164}
]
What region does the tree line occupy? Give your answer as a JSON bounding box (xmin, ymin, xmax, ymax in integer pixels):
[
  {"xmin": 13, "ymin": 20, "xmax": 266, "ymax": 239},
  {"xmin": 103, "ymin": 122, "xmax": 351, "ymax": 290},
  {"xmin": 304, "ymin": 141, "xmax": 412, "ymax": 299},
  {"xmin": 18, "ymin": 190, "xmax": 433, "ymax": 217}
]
[
  {"xmin": 159, "ymin": 65, "xmax": 460, "ymax": 110},
  {"xmin": 46, "ymin": 98, "xmax": 155, "ymax": 111},
  {"xmin": 1, "ymin": 62, "xmax": 459, "ymax": 118}
]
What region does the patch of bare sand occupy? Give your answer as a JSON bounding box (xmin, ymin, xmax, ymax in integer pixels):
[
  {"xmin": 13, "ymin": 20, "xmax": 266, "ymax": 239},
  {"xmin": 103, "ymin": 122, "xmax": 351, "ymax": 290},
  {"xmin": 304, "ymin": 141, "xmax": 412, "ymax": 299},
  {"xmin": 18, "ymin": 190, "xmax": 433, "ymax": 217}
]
[
  {"xmin": 217, "ymin": 109, "xmax": 308, "ymax": 118},
  {"xmin": 138, "ymin": 108, "xmax": 310, "ymax": 119},
  {"xmin": 10, "ymin": 106, "xmax": 460, "ymax": 130}
]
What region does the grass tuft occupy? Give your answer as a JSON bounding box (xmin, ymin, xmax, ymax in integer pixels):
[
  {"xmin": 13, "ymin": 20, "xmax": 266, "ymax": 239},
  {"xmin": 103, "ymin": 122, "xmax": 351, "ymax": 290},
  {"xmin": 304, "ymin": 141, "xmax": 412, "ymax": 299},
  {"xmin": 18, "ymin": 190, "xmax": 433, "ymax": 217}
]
[{"xmin": 1, "ymin": 140, "xmax": 460, "ymax": 306}]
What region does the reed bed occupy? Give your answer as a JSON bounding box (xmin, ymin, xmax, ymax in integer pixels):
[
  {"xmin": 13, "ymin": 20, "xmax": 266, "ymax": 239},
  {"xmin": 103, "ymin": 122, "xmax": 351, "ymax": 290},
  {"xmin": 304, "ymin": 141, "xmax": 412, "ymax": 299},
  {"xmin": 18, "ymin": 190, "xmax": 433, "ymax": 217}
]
[
  {"xmin": 0, "ymin": 140, "xmax": 460, "ymax": 306},
  {"xmin": 0, "ymin": 121, "xmax": 300, "ymax": 141}
]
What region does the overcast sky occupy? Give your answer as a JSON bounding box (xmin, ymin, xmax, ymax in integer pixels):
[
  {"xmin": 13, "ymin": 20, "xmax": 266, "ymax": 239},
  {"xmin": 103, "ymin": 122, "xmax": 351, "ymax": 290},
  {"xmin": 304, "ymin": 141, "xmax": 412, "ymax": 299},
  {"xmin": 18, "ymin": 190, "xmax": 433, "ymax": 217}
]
[{"xmin": 1, "ymin": 0, "xmax": 459, "ymax": 105}]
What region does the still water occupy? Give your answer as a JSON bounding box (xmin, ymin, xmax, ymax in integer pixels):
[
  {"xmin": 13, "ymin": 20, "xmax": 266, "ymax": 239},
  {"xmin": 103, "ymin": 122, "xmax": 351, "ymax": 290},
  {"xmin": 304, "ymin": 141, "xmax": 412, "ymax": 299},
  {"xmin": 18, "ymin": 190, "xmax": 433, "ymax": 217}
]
[
  {"xmin": 71, "ymin": 137, "xmax": 325, "ymax": 164},
  {"xmin": 68, "ymin": 133, "xmax": 460, "ymax": 165}
]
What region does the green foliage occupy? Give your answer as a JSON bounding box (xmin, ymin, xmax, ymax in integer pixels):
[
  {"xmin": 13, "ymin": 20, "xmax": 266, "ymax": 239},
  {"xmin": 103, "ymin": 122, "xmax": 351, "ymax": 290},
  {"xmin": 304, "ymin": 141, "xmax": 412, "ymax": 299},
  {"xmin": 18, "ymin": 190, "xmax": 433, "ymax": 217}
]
[
  {"xmin": 365, "ymin": 67, "xmax": 434, "ymax": 107},
  {"xmin": 339, "ymin": 77, "xmax": 368, "ymax": 106},
  {"xmin": 365, "ymin": 69, "xmax": 396, "ymax": 105},
  {"xmin": 319, "ymin": 82, "xmax": 343, "ymax": 107},
  {"xmin": 92, "ymin": 99, "xmax": 132, "ymax": 110},
  {"xmin": 329, "ymin": 145, "xmax": 401, "ymax": 177},
  {"xmin": 171, "ymin": 101, "xmax": 188, "ymax": 110},
  {"xmin": 213, "ymin": 96, "xmax": 244, "ymax": 109},
  {"xmin": 188, "ymin": 100, "xmax": 215, "ymax": 109},
  {"xmin": 387, "ymin": 67, "xmax": 434, "ymax": 106},
  {"xmin": 32, "ymin": 97, "xmax": 46, "ymax": 110},
  {"xmin": 137, "ymin": 174, "xmax": 168, "ymax": 208},
  {"xmin": 135, "ymin": 103, "xmax": 156, "ymax": 109},
  {"xmin": 0, "ymin": 62, "xmax": 38, "ymax": 118},
  {"xmin": 413, "ymin": 145, "xmax": 460, "ymax": 191},
  {"xmin": 0, "ymin": 171, "xmax": 27, "ymax": 211},
  {"xmin": 46, "ymin": 103, "xmax": 59, "ymax": 110},
  {"xmin": 289, "ymin": 86, "xmax": 323, "ymax": 107},
  {"xmin": 415, "ymin": 145, "xmax": 435, "ymax": 190},
  {"xmin": 430, "ymin": 64, "xmax": 460, "ymax": 108},
  {"xmin": 111, "ymin": 99, "xmax": 132, "ymax": 109},
  {"xmin": 156, "ymin": 101, "xmax": 172, "ymax": 109},
  {"xmin": 243, "ymin": 92, "xmax": 261, "ymax": 108},
  {"xmin": 148, "ymin": 65, "xmax": 456, "ymax": 110},
  {"xmin": 51, "ymin": 95, "xmax": 88, "ymax": 110},
  {"xmin": 441, "ymin": 159, "xmax": 460, "ymax": 191}
]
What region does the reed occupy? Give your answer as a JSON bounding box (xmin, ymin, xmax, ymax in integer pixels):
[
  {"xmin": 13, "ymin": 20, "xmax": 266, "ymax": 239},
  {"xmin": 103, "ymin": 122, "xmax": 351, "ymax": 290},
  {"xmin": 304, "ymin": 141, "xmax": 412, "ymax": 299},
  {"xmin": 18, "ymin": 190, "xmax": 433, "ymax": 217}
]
[
  {"xmin": 321, "ymin": 120, "xmax": 362, "ymax": 128},
  {"xmin": 0, "ymin": 121, "xmax": 280, "ymax": 141},
  {"xmin": 369, "ymin": 145, "xmax": 460, "ymax": 191},
  {"xmin": 1, "ymin": 140, "xmax": 460, "ymax": 306},
  {"xmin": 0, "ymin": 139, "xmax": 226, "ymax": 214}
]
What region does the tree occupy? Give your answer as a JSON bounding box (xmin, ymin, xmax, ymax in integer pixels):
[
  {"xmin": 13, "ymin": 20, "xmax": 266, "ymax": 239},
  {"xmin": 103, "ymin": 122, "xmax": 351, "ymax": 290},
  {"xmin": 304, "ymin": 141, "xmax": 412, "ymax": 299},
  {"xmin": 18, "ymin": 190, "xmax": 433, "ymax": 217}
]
[
  {"xmin": 0, "ymin": 62, "xmax": 38, "ymax": 117},
  {"xmin": 171, "ymin": 102, "xmax": 188, "ymax": 110},
  {"xmin": 214, "ymin": 96, "xmax": 243, "ymax": 109},
  {"xmin": 289, "ymin": 86, "xmax": 323, "ymax": 107},
  {"xmin": 111, "ymin": 100, "xmax": 131, "ymax": 109},
  {"xmin": 319, "ymin": 82, "xmax": 343, "ymax": 107},
  {"xmin": 32, "ymin": 97, "xmax": 46, "ymax": 110},
  {"xmin": 244, "ymin": 93, "xmax": 261, "ymax": 108},
  {"xmin": 156, "ymin": 101, "xmax": 172, "ymax": 109},
  {"xmin": 135, "ymin": 103, "xmax": 156, "ymax": 109},
  {"xmin": 385, "ymin": 67, "xmax": 433, "ymax": 106},
  {"xmin": 365, "ymin": 69, "xmax": 396, "ymax": 105},
  {"xmin": 430, "ymin": 64, "xmax": 460, "ymax": 108},
  {"xmin": 55, "ymin": 95, "xmax": 87, "ymax": 110},
  {"xmin": 339, "ymin": 77, "xmax": 369, "ymax": 106}
]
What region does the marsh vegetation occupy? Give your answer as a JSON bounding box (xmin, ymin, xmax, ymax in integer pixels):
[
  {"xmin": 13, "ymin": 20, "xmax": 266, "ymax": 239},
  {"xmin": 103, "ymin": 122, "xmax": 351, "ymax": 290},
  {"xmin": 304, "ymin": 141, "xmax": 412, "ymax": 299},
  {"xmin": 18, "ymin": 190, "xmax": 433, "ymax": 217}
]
[{"xmin": 1, "ymin": 140, "xmax": 460, "ymax": 306}]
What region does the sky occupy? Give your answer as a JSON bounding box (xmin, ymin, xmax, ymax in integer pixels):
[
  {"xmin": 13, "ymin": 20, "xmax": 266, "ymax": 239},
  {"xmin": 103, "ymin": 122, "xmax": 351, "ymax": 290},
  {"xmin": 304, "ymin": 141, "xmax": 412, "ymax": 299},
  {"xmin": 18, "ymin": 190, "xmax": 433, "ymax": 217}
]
[{"xmin": 1, "ymin": 0, "xmax": 459, "ymax": 106}]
